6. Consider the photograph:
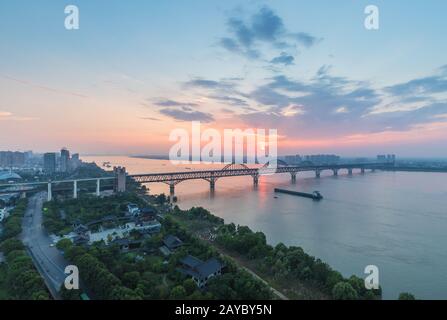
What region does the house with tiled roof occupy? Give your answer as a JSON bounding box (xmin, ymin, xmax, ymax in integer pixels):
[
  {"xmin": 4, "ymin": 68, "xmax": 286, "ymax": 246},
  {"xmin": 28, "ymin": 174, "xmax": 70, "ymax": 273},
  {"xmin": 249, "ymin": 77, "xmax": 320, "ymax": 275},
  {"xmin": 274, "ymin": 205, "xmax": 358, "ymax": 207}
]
[{"xmin": 178, "ymin": 255, "xmax": 224, "ymax": 288}]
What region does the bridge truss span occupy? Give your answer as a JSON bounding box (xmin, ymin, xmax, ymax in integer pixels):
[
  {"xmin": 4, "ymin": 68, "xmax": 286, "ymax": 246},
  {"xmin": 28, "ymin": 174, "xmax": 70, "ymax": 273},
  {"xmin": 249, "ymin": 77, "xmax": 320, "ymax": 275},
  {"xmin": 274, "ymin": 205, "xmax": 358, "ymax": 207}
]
[{"xmin": 129, "ymin": 162, "xmax": 392, "ymax": 185}]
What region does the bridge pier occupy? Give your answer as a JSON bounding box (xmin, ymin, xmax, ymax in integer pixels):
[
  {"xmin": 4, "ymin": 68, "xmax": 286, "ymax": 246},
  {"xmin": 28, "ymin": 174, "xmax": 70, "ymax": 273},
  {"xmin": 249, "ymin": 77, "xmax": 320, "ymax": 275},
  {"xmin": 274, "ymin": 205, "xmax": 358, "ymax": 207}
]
[
  {"xmin": 96, "ymin": 179, "xmax": 101, "ymax": 196},
  {"xmin": 209, "ymin": 178, "xmax": 216, "ymax": 191},
  {"xmin": 372, "ymin": 168, "xmax": 376, "ymax": 173},
  {"xmin": 348, "ymin": 169, "xmax": 353, "ymax": 175},
  {"xmin": 291, "ymin": 172, "xmax": 297, "ymax": 184},
  {"xmin": 315, "ymin": 170, "xmax": 321, "ymax": 178},
  {"xmin": 47, "ymin": 183, "xmax": 52, "ymax": 201},
  {"xmin": 332, "ymin": 169, "xmax": 338, "ymax": 176},
  {"xmin": 73, "ymin": 180, "xmax": 78, "ymax": 199},
  {"xmin": 169, "ymin": 183, "xmax": 175, "ymax": 195},
  {"xmin": 253, "ymin": 175, "xmax": 259, "ymax": 187},
  {"xmin": 361, "ymin": 168, "xmax": 365, "ymax": 174}
]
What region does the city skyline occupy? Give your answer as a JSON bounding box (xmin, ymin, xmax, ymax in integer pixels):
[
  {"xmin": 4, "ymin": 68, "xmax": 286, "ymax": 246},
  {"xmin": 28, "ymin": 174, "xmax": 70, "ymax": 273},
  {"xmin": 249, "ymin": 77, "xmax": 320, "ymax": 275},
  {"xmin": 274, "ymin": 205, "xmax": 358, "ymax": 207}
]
[{"xmin": 1, "ymin": 0, "xmax": 447, "ymax": 157}]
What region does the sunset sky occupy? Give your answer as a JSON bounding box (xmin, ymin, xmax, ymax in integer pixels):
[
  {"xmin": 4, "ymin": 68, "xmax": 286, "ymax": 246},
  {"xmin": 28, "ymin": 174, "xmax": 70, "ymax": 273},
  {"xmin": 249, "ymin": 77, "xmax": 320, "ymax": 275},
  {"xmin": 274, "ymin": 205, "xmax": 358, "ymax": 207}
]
[{"xmin": 1, "ymin": 0, "xmax": 447, "ymax": 157}]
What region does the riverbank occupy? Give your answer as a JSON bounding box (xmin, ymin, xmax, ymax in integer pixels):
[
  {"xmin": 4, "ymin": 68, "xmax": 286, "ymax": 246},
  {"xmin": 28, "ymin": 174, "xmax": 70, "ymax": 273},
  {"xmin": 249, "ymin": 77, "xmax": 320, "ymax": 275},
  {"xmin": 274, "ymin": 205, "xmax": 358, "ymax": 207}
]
[{"xmin": 168, "ymin": 205, "xmax": 381, "ymax": 300}]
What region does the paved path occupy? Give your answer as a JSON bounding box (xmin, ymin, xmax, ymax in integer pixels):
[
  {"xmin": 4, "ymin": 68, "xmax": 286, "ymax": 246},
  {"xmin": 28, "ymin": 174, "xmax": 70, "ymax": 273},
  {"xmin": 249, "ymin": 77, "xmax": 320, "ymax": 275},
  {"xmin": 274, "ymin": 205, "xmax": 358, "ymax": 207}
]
[
  {"xmin": 210, "ymin": 244, "xmax": 289, "ymax": 300},
  {"xmin": 239, "ymin": 264, "xmax": 289, "ymax": 300},
  {"xmin": 21, "ymin": 193, "xmax": 70, "ymax": 300}
]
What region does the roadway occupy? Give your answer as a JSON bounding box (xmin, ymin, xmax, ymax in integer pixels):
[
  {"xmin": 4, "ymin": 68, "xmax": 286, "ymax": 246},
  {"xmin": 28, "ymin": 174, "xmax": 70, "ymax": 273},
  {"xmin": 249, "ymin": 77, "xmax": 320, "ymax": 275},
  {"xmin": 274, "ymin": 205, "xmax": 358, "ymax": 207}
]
[{"xmin": 21, "ymin": 193, "xmax": 69, "ymax": 300}]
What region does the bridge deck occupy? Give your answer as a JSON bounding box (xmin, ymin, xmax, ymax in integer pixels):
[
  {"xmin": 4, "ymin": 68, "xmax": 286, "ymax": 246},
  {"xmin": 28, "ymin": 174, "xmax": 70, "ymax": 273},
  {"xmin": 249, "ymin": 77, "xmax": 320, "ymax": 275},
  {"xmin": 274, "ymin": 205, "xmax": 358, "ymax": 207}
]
[
  {"xmin": 129, "ymin": 162, "xmax": 391, "ymax": 183},
  {"xmin": 0, "ymin": 162, "xmax": 392, "ymax": 188}
]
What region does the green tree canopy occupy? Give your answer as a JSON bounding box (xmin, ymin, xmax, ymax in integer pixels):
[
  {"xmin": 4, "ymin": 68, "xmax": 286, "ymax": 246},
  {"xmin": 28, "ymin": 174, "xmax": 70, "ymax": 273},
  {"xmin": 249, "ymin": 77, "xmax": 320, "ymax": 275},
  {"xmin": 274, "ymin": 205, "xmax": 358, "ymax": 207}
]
[
  {"xmin": 332, "ymin": 282, "xmax": 359, "ymax": 300},
  {"xmin": 398, "ymin": 292, "xmax": 416, "ymax": 300}
]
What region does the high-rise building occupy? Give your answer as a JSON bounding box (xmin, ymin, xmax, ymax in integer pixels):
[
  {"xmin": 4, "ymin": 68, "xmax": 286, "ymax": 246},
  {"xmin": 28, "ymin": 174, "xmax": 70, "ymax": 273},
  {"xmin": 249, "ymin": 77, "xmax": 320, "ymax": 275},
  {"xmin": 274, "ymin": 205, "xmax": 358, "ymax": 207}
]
[
  {"xmin": 304, "ymin": 154, "xmax": 340, "ymax": 165},
  {"xmin": 377, "ymin": 154, "xmax": 396, "ymax": 163},
  {"xmin": 60, "ymin": 148, "xmax": 70, "ymax": 172},
  {"xmin": 43, "ymin": 153, "xmax": 56, "ymax": 174},
  {"xmin": 0, "ymin": 151, "xmax": 25, "ymax": 168},
  {"xmin": 70, "ymin": 153, "xmax": 81, "ymax": 171},
  {"xmin": 284, "ymin": 155, "xmax": 302, "ymax": 165}
]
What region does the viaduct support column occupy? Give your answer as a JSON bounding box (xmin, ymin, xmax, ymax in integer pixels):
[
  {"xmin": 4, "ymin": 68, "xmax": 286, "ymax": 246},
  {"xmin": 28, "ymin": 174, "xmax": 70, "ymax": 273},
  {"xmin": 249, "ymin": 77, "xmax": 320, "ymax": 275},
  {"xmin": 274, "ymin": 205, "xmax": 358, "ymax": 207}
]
[
  {"xmin": 114, "ymin": 167, "xmax": 127, "ymax": 193},
  {"xmin": 361, "ymin": 168, "xmax": 365, "ymax": 174},
  {"xmin": 169, "ymin": 183, "xmax": 175, "ymax": 195},
  {"xmin": 315, "ymin": 170, "xmax": 321, "ymax": 178},
  {"xmin": 73, "ymin": 180, "xmax": 78, "ymax": 199},
  {"xmin": 96, "ymin": 179, "xmax": 101, "ymax": 196},
  {"xmin": 291, "ymin": 172, "xmax": 297, "ymax": 184},
  {"xmin": 332, "ymin": 169, "xmax": 338, "ymax": 176},
  {"xmin": 348, "ymin": 169, "xmax": 353, "ymax": 175},
  {"xmin": 47, "ymin": 183, "xmax": 52, "ymax": 201}
]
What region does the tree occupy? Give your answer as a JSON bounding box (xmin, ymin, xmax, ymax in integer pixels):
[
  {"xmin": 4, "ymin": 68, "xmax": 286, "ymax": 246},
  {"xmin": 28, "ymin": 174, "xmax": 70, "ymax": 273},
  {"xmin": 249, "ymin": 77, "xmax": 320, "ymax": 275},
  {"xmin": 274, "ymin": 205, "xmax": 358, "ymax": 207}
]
[
  {"xmin": 111, "ymin": 286, "xmax": 142, "ymax": 300},
  {"xmin": 183, "ymin": 278, "xmax": 197, "ymax": 295},
  {"xmin": 0, "ymin": 238, "xmax": 24, "ymax": 255},
  {"xmin": 123, "ymin": 271, "xmax": 140, "ymax": 289},
  {"xmin": 332, "ymin": 282, "xmax": 359, "ymax": 300},
  {"xmin": 56, "ymin": 238, "xmax": 73, "ymax": 251},
  {"xmin": 60, "ymin": 285, "xmax": 81, "ymax": 300},
  {"xmin": 170, "ymin": 285, "xmax": 187, "ymax": 300},
  {"xmin": 156, "ymin": 193, "xmax": 167, "ymax": 205},
  {"xmin": 398, "ymin": 292, "xmax": 416, "ymax": 300}
]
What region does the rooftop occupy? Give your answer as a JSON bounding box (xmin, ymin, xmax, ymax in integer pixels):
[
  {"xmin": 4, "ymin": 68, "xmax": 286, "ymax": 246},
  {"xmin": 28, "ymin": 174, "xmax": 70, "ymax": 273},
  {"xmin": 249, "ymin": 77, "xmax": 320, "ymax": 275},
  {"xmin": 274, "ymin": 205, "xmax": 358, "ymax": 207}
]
[
  {"xmin": 179, "ymin": 255, "xmax": 224, "ymax": 280},
  {"xmin": 163, "ymin": 235, "xmax": 183, "ymax": 249},
  {"xmin": 0, "ymin": 172, "xmax": 22, "ymax": 181}
]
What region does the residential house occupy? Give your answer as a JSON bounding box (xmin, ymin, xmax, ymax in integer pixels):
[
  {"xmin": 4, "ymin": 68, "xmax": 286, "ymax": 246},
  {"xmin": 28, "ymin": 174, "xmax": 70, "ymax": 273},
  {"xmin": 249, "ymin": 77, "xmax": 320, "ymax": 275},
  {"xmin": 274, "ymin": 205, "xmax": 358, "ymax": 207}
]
[
  {"xmin": 163, "ymin": 235, "xmax": 183, "ymax": 250},
  {"xmin": 127, "ymin": 203, "xmax": 140, "ymax": 216},
  {"xmin": 73, "ymin": 233, "xmax": 90, "ymax": 246},
  {"xmin": 136, "ymin": 207, "xmax": 158, "ymax": 226},
  {"xmin": 178, "ymin": 255, "xmax": 224, "ymax": 288},
  {"xmin": 111, "ymin": 238, "xmax": 143, "ymax": 252},
  {"xmin": 159, "ymin": 235, "xmax": 183, "ymax": 256}
]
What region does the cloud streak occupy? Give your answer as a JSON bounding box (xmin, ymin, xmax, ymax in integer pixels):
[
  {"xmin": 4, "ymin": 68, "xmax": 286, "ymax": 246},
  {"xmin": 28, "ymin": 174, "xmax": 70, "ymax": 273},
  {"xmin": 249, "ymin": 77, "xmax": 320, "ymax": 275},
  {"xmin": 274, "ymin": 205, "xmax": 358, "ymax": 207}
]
[
  {"xmin": 159, "ymin": 106, "xmax": 214, "ymax": 123},
  {"xmin": 238, "ymin": 66, "xmax": 447, "ymax": 139},
  {"xmin": 0, "ymin": 110, "xmax": 38, "ymax": 121},
  {"xmin": 219, "ymin": 6, "xmax": 320, "ymax": 63}
]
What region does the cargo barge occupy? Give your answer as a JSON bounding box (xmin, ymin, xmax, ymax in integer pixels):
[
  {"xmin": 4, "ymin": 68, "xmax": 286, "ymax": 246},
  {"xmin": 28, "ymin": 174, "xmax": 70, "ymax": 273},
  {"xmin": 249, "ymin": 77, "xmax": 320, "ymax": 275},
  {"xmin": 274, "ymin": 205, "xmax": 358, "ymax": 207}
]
[{"xmin": 274, "ymin": 188, "xmax": 323, "ymax": 200}]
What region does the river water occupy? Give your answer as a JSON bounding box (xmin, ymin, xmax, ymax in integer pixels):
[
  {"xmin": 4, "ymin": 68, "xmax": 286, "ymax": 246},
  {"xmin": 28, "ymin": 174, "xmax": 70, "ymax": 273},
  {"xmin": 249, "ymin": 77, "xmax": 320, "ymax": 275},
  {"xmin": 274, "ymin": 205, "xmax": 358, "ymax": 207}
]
[{"xmin": 83, "ymin": 155, "xmax": 447, "ymax": 299}]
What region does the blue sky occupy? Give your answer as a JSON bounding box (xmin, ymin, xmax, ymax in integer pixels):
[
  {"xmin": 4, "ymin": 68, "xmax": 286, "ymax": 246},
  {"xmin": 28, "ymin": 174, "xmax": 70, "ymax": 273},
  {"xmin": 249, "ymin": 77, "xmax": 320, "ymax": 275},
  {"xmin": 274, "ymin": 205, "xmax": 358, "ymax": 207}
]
[{"xmin": 0, "ymin": 0, "xmax": 446, "ymax": 156}]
